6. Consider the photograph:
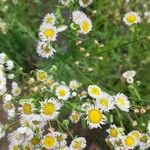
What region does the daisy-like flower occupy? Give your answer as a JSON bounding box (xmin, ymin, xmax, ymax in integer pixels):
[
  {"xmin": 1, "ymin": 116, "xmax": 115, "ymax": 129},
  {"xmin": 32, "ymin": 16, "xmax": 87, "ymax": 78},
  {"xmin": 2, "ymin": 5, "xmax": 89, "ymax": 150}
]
[
  {"xmin": 95, "ymin": 92, "xmax": 115, "ymax": 112},
  {"xmin": 19, "ymin": 101, "xmax": 35, "ymax": 115},
  {"xmin": 11, "ymin": 82, "xmax": 21, "ymax": 97},
  {"xmin": 130, "ymin": 130, "xmax": 141, "ymax": 142},
  {"xmin": 36, "ymin": 70, "xmax": 47, "ymax": 82},
  {"xmin": 42, "ymin": 13, "xmax": 56, "ymax": 25},
  {"xmin": 37, "ymin": 41, "xmax": 56, "ymax": 59},
  {"xmin": 56, "ymin": 85, "xmax": 70, "ymax": 100},
  {"xmin": 54, "ymin": 132, "xmax": 67, "ymax": 148},
  {"xmin": 79, "ymin": 0, "xmax": 93, "ymax": 8},
  {"xmin": 2, "ymin": 94, "xmax": 12, "ymax": 102},
  {"xmin": 72, "ymin": 10, "xmax": 87, "ymax": 25},
  {"xmin": 115, "ymin": 93, "xmax": 130, "ymax": 112},
  {"xmin": 139, "ymin": 134, "xmax": 150, "ymax": 150},
  {"xmin": 122, "ymin": 70, "xmax": 136, "ymax": 84},
  {"xmin": 123, "ymin": 11, "xmax": 141, "ymax": 26},
  {"xmin": 86, "ymin": 106, "xmax": 106, "ymax": 129},
  {"xmin": 79, "ymin": 17, "xmax": 92, "ymax": 34},
  {"xmin": 41, "ymin": 98, "xmax": 61, "ymax": 120},
  {"xmin": 107, "ymin": 124, "xmax": 121, "ymax": 139},
  {"xmin": 80, "ymin": 90, "xmax": 87, "ymax": 99},
  {"xmin": 88, "ymin": 85, "xmax": 101, "ymax": 99},
  {"xmin": 70, "ymin": 111, "xmax": 81, "ymax": 123},
  {"xmin": 123, "ymin": 134, "xmax": 137, "ymax": 149},
  {"xmin": 0, "ymin": 123, "xmax": 5, "ymax": 139},
  {"xmin": 42, "ymin": 133, "xmax": 57, "ymax": 149},
  {"xmin": 39, "ymin": 24, "xmax": 58, "ymax": 41},
  {"xmin": 69, "ymin": 80, "xmax": 80, "ymax": 91},
  {"xmin": 81, "ymin": 102, "xmax": 91, "ymax": 111},
  {"xmin": 70, "ymin": 137, "xmax": 87, "ymax": 150}
]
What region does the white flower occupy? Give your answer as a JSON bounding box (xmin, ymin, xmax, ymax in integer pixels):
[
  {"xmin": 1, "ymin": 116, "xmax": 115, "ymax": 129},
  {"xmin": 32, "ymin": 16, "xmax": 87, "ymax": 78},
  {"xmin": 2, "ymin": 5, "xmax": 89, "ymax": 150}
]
[
  {"xmin": 39, "ymin": 24, "xmax": 58, "ymax": 41},
  {"xmin": 86, "ymin": 105, "xmax": 107, "ymax": 129},
  {"xmin": 95, "ymin": 92, "xmax": 115, "ymax": 112},
  {"xmin": 54, "ymin": 132, "xmax": 67, "ymax": 148},
  {"xmin": 115, "ymin": 93, "xmax": 130, "ymax": 112},
  {"xmin": 70, "ymin": 111, "xmax": 81, "ymax": 123},
  {"xmin": 123, "ymin": 12, "xmax": 141, "ymax": 26},
  {"xmin": 56, "ymin": 85, "xmax": 70, "ymax": 100},
  {"xmin": 36, "ymin": 70, "xmax": 47, "ymax": 81},
  {"xmin": 123, "ymin": 134, "xmax": 137, "ymax": 149},
  {"xmin": 42, "ymin": 132, "xmax": 57, "ymax": 149},
  {"xmin": 42, "ymin": 13, "xmax": 56, "ymax": 25},
  {"xmin": 69, "ymin": 80, "xmax": 80, "ymax": 91},
  {"xmin": 88, "ymin": 85, "xmax": 101, "ymax": 99},
  {"xmin": 81, "ymin": 102, "xmax": 91, "ymax": 111},
  {"xmin": 72, "ymin": 10, "xmax": 87, "ymax": 25},
  {"xmin": 11, "ymin": 82, "xmax": 21, "ymax": 96},
  {"xmin": 79, "ymin": 0, "xmax": 93, "ymax": 8},
  {"xmin": 139, "ymin": 134, "xmax": 150, "ymax": 150},
  {"xmin": 41, "ymin": 98, "xmax": 61, "ymax": 120},
  {"xmin": 148, "ymin": 120, "xmax": 150, "ymax": 133},
  {"xmin": 6, "ymin": 60, "xmax": 14, "ymax": 70},
  {"xmin": 37, "ymin": 41, "xmax": 56, "ymax": 59},
  {"xmin": 70, "ymin": 137, "xmax": 87, "ymax": 150}
]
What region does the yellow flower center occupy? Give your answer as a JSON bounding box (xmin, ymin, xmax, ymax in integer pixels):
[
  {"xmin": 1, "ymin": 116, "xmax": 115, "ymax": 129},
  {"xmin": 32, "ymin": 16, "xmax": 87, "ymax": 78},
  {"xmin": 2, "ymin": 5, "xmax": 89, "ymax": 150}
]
[
  {"xmin": 110, "ymin": 128, "xmax": 118, "ymax": 137},
  {"xmin": 90, "ymin": 87, "xmax": 101, "ymax": 96},
  {"xmin": 131, "ymin": 131, "xmax": 140, "ymax": 139},
  {"xmin": 22, "ymin": 103, "xmax": 32, "ymax": 115},
  {"xmin": 127, "ymin": 15, "xmax": 136, "ymax": 23},
  {"xmin": 59, "ymin": 89, "xmax": 66, "ymax": 97},
  {"xmin": 3, "ymin": 103, "xmax": 13, "ymax": 110},
  {"xmin": 38, "ymin": 72, "xmax": 47, "ymax": 81},
  {"xmin": 46, "ymin": 17, "xmax": 53, "ymax": 24},
  {"xmin": 99, "ymin": 98, "xmax": 108, "ymax": 107},
  {"xmin": 73, "ymin": 142, "xmax": 81, "ymax": 149},
  {"xmin": 24, "ymin": 145, "xmax": 31, "ymax": 150},
  {"xmin": 72, "ymin": 114, "xmax": 79, "ymax": 121},
  {"xmin": 88, "ymin": 109, "xmax": 102, "ymax": 123},
  {"xmin": 71, "ymin": 84, "xmax": 78, "ymax": 90},
  {"xmin": 42, "ymin": 102, "xmax": 55, "ymax": 116},
  {"xmin": 13, "ymin": 145, "xmax": 19, "ymax": 150},
  {"xmin": 31, "ymin": 137, "xmax": 40, "ymax": 146},
  {"xmin": 43, "ymin": 45, "xmax": 51, "ymax": 53},
  {"xmin": 81, "ymin": 21, "xmax": 90, "ymax": 32},
  {"xmin": 140, "ymin": 135, "xmax": 148, "ymax": 143},
  {"xmin": 15, "ymin": 89, "xmax": 21, "ymax": 95},
  {"xmin": 125, "ymin": 136, "xmax": 135, "ymax": 147},
  {"xmin": 43, "ymin": 136, "xmax": 55, "ymax": 148},
  {"xmin": 44, "ymin": 29, "xmax": 55, "ymax": 39},
  {"xmin": 116, "ymin": 98, "xmax": 125, "ymax": 106},
  {"xmin": 57, "ymin": 135, "xmax": 63, "ymax": 142}
]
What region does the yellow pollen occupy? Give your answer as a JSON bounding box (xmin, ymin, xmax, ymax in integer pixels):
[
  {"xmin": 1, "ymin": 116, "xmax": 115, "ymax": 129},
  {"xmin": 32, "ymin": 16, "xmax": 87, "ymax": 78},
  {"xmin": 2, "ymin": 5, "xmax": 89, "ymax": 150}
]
[
  {"xmin": 13, "ymin": 145, "xmax": 19, "ymax": 150},
  {"xmin": 110, "ymin": 128, "xmax": 118, "ymax": 137},
  {"xmin": 117, "ymin": 98, "xmax": 125, "ymax": 106},
  {"xmin": 99, "ymin": 98, "xmax": 108, "ymax": 107},
  {"xmin": 59, "ymin": 89, "xmax": 66, "ymax": 97},
  {"xmin": 22, "ymin": 103, "xmax": 32, "ymax": 115},
  {"xmin": 131, "ymin": 131, "xmax": 140, "ymax": 139},
  {"xmin": 81, "ymin": 21, "xmax": 90, "ymax": 32},
  {"xmin": 43, "ymin": 136, "xmax": 55, "ymax": 148},
  {"xmin": 3, "ymin": 103, "xmax": 13, "ymax": 110},
  {"xmin": 72, "ymin": 114, "xmax": 79, "ymax": 121},
  {"xmin": 90, "ymin": 87, "xmax": 101, "ymax": 96},
  {"xmin": 127, "ymin": 15, "xmax": 136, "ymax": 23},
  {"xmin": 15, "ymin": 89, "xmax": 21, "ymax": 95},
  {"xmin": 88, "ymin": 109, "xmax": 102, "ymax": 123},
  {"xmin": 125, "ymin": 136, "xmax": 135, "ymax": 147},
  {"xmin": 57, "ymin": 135, "xmax": 63, "ymax": 142},
  {"xmin": 42, "ymin": 102, "xmax": 55, "ymax": 116},
  {"xmin": 82, "ymin": 0, "xmax": 89, "ymax": 4},
  {"xmin": 44, "ymin": 29, "xmax": 55, "ymax": 39},
  {"xmin": 38, "ymin": 72, "xmax": 47, "ymax": 81},
  {"xmin": 43, "ymin": 45, "xmax": 51, "ymax": 53},
  {"xmin": 73, "ymin": 142, "xmax": 81, "ymax": 149},
  {"xmin": 46, "ymin": 17, "xmax": 53, "ymax": 24}
]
